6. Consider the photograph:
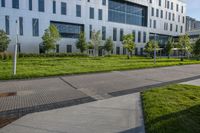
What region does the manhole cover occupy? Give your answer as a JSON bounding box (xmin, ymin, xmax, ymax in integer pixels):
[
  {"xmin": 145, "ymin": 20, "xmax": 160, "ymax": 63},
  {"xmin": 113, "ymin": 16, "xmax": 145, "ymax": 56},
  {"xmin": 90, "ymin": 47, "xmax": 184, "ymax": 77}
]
[{"xmin": 0, "ymin": 92, "xmax": 17, "ymax": 98}]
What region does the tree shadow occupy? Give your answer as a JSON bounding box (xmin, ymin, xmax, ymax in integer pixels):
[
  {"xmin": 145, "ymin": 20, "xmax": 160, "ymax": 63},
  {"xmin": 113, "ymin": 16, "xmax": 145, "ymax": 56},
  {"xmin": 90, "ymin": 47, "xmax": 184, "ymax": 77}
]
[{"xmin": 145, "ymin": 104, "xmax": 200, "ymax": 133}]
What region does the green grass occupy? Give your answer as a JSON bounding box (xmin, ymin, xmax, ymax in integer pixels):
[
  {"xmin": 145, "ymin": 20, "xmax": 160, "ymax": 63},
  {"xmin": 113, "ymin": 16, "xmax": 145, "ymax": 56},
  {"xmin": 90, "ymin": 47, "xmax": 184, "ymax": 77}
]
[
  {"xmin": 0, "ymin": 55, "xmax": 200, "ymax": 80},
  {"xmin": 142, "ymin": 84, "xmax": 200, "ymax": 133}
]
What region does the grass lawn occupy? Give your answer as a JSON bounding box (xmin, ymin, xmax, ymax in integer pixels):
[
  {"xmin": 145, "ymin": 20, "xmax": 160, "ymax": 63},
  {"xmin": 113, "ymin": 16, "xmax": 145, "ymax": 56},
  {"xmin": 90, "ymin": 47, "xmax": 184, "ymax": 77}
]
[
  {"xmin": 0, "ymin": 56, "xmax": 200, "ymax": 80},
  {"xmin": 142, "ymin": 84, "xmax": 200, "ymax": 133}
]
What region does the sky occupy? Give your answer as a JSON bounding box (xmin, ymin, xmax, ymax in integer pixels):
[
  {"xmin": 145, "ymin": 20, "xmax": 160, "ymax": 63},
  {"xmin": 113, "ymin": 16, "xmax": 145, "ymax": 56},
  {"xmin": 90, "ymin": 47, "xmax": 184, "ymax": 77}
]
[{"xmin": 187, "ymin": 0, "xmax": 200, "ymax": 20}]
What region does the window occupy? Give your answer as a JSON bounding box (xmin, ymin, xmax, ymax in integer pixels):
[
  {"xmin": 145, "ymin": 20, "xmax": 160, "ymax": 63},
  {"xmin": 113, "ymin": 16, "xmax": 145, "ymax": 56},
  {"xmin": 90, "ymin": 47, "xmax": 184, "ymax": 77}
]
[
  {"xmin": 76, "ymin": 5, "xmax": 81, "ymax": 17},
  {"xmin": 29, "ymin": 0, "xmax": 32, "ymax": 10},
  {"xmin": 167, "ymin": 1, "xmax": 169, "ymax": 9},
  {"xmin": 176, "ymin": 4, "xmax": 179, "ymax": 12},
  {"xmin": 116, "ymin": 47, "xmax": 120, "ymax": 55},
  {"xmin": 170, "ymin": 24, "xmax": 173, "ymax": 31},
  {"xmin": 181, "ymin": 6, "xmax": 184, "ymax": 13},
  {"xmin": 32, "ymin": 18, "xmax": 39, "ymax": 36},
  {"xmin": 159, "ymin": 0, "xmax": 161, "ymax": 6},
  {"xmin": 56, "ymin": 45, "xmax": 59, "ymax": 53},
  {"xmin": 150, "ymin": 19, "xmax": 152, "ymax": 28},
  {"xmin": 12, "ymin": 0, "xmax": 19, "ymax": 9},
  {"xmin": 1, "ymin": 0, "xmax": 5, "ymax": 7},
  {"xmin": 102, "ymin": 0, "xmax": 106, "ymax": 5},
  {"xmin": 5, "ymin": 16, "xmax": 9, "ymax": 35},
  {"xmin": 156, "ymin": 9, "xmax": 159, "ymax": 17},
  {"xmin": 151, "ymin": 8, "xmax": 154, "ymax": 16},
  {"xmin": 51, "ymin": 21, "xmax": 84, "ymax": 39},
  {"xmin": 171, "ymin": 2, "xmax": 173, "ymax": 10},
  {"xmin": 102, "ymin": 26, "xmax": 106, "ymax": 40},
  {"xmin": 120, "ymin": 29, "xmax": 123, "ymax": 41},
  {"xmin": 61, "ymin": 2, "xmax": 67, "ymax": 15},
  {"xmin": 108, "ymin": 0, "xmax": 148, "ymax": 27},
  {"xmin": 53, "ymin": 1, "xmax": 56, "ymax": 14},
  {"xmin": 90, "ymin": 7, "xmax": 94, "ymax": 19},
  {"xmin": 143, "ymin": 32, "xmax": 146, "ymax": 43},
  {"xmin": 168, "ymin": 12, "xmax": 171, "ymax": 20},
  {"xmin": 19, "ymin": 17, "xmax": 23, "ymax": 36},
  {"xmin": 160, "ymin": 10, "xmax": 163, "ymax": 18},
  {"xmin": 132, "ymin": 30, "xmax": 136, "ymax": 42},
  {"xmin": 113, "ymin": 28, "xmax": 117, "ymax": 41},
  {"xmin": 153, "ymin": 20, "xmax": 156, "ymax": 29},
  {"xmin": 176, "ymin": 25, "xmax": 178, "ymax": 32},
  {"xmin": 66, "ymin": 45, "xmax": 72, "ymax": 53},
  {"xmin": 150, "ymin": 0, "xmax": 152, "ymax": 4},
  {"xmin": 89, "ymin": 25, "xmax": 92, "ymax": 39},
  {"xmin": 180, "ymin": 26, "xmax": 183, "ymax": 33},
  {"xmin": 98, "ymin": 9, "xmax": 103, "ymax": 20},
  {"xmin": 38, "ymin": 0, "xmax": 45, "ymax": 12},
  {"xmin": 138, "ymin": 31, "xmax": 141, "ymax": 43}
]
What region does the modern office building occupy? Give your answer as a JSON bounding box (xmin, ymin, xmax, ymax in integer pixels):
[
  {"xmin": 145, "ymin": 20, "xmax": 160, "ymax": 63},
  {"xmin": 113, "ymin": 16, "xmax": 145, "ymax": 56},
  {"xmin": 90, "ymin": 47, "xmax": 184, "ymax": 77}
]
[
  {"xmin": 186, "ymin": 16, "xmax": 200, "ymax": 32},
  {"xmin": 0, "ymin": 0, "xmax": 186, "ymax": 55}
]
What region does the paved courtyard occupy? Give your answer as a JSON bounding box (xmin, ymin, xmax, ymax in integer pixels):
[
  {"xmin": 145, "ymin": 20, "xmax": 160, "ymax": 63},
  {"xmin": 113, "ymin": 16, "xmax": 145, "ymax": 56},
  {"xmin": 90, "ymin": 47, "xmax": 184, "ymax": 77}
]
[
  {"xmin": 0, "ymin": 64, "xmax": 200, "ymax": 118},
  {"xmin": 0, "ymin": 93, "xmax": 145, "ymax": 133}
]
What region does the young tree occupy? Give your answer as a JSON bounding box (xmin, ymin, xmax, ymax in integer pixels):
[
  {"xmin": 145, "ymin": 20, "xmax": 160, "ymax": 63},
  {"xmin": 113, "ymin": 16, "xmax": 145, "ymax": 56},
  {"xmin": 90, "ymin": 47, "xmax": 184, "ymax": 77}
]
[
  {"xmin": 178, "ymin": 34, "xmax": 191, "ymax": 61},
  {"xmin": 0, "ymin": 30, "xmax": 10, "ymax": 52},
  {"xmin": 76, "ymin": 32, "xmax": 87, "ymax": 53},
  {"xmin": 193, "ymin": 38, "xmax": 200, "ymax": 60},
  {"xmin": 144, "ymin": 40, "xmax": 159, "ymax": 58},
  {"xmin": 165, "ymin": 37, "xmax": 174, "ymax": 59},
  {"xmin": 122, "ymin": 34, "xmax": 135, "ymax": 59},
  {"xmin": 104, "ymin": 37, "xmax": 114, "ymax": 55},
  {"xmin": 42, "ymin": 24, "xmax": 60, "ymax": 53},
  {"xmin": 90, "ymin": 30, "xmax": 102, "ymax": 56}
]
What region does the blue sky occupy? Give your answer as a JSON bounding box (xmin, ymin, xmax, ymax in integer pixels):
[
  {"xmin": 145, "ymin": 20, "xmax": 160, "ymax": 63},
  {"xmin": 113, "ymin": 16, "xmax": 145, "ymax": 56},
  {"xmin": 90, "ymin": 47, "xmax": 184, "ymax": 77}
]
[{"xmin": 187, "ymin": 0, "xmax": 200, "ymax": 20}]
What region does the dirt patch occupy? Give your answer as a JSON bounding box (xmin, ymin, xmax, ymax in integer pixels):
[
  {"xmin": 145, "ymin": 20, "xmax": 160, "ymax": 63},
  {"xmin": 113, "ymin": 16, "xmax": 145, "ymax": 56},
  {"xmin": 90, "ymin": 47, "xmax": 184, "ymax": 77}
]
[
  {"xmin": 0, "ymin": 117, "xmax": 19, "ymax": 128},
  {"xmin": 0, "ymin": 92, "xmax": 17, "ymax": 98}
]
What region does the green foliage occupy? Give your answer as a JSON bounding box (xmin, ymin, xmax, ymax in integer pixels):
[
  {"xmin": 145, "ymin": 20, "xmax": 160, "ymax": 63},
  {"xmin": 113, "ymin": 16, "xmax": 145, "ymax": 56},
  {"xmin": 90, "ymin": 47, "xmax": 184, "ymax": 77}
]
[
  {"xmin": 144, "ymin": 40, "xmax": 159, "ymax": 58},
  {"xmin": 0, "ymin": 56, "xmax": 200, "ymax": 80},
  {"xmin": 42, "ymin": 24, "xmax": 60, "ymax": 53},
  {"xmin": 0, "ymin": 30, "xmax": 10, "ymax": 52},
  {"xmin": 104, "ymin": 37, "xmax": 114, "ymax": 55},
  {"xmin": 178, "ymin": 34, "xmax": 191, "ymax": 61},
  {"xmin": 90, "ymin": 30, "xmax": 102, "ymax": 56},
  {"xmin": 193, "ymin": 38, "xmax": 200, "ymax": 58},
  {"xmin": 142, "ymin": 84, "xmax": 200, "ymax": 133},
  {"xmin": 18, "ymin": 53, "xmax": 88, "ymax": 58},
  {"xmin": 122, "ymin": 34, "xmax": 135, "ymax": 59},
  {"xmin": 165, "ymin": 37, "xmax": 174, "ymax": 58},
  {"xmin": 87, "ymin": 42, "xmax": 94, "ymax": 49},
  {"xmin": 76, "ymin": 32, "xmax": 87, "ymax": 53}
]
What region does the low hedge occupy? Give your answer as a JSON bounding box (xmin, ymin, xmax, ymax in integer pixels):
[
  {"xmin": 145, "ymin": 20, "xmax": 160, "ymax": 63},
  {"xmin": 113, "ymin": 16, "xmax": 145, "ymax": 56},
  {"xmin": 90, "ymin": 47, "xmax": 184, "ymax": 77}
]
[{"xmin": 18, "ymin": 53, "xmax": 89, "ymax": 58}]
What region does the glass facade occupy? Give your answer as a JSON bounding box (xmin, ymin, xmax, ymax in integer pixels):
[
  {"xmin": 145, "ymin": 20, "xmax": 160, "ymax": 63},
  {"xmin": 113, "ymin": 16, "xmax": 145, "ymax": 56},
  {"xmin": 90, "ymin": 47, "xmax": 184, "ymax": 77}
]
[
  {"xmin": 108, "ymin": 0, "xmax": 148, "ymax": 27},
  {"xmin": 51, "ymin": 21, "xmax": 84, "ymax": 39},
  {"xmin": 149, "ymin": 33, "xmax": 170, "ymax": 47}
]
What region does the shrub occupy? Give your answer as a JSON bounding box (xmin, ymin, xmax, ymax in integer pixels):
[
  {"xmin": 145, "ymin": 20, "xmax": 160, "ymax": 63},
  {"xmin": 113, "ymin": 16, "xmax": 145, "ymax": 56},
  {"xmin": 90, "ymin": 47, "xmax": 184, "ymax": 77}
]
[{"xmin": 18, "ymin": 53, "xmax": 89, "ymax": 58}]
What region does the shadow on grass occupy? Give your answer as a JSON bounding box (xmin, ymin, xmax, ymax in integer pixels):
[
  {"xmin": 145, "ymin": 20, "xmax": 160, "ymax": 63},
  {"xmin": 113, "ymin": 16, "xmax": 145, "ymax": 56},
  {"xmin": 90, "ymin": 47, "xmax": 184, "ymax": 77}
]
[{"xmin": 145, "ymin": 105, "xmax": 200, "ymax": 133}]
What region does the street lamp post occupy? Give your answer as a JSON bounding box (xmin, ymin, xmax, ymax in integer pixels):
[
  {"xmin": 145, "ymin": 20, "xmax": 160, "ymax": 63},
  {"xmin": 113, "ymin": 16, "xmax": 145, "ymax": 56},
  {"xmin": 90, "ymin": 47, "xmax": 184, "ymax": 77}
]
[
  {"xmin": 154, "ymin": 47, "xmax": 156, "ymax": 64},
  {"xmin": 13, "ymin": 20, "xmax": 19, "ymax": 75}
]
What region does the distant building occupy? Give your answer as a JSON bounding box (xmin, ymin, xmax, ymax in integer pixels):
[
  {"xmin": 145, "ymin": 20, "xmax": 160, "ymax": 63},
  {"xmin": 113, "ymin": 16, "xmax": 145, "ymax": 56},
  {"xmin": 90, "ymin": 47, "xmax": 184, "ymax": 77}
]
[
  {"xmin": 185, "ymin": 16, "xmax": 200, "ymax": 43},
  {"xmin": 186, "ymin": 16, "xmax": 200, "ymax": 32}
]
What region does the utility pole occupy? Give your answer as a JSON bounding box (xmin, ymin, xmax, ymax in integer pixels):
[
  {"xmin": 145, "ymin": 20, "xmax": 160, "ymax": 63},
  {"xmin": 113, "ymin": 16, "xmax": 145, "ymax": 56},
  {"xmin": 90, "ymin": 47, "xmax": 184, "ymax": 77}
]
[
  {"xmin": 13, "ymin": 20, "xmax": 19, "ymax": 75},
  {"xmin": 154, "ymin": 47, "xmax": 156, "ymax": 64}
]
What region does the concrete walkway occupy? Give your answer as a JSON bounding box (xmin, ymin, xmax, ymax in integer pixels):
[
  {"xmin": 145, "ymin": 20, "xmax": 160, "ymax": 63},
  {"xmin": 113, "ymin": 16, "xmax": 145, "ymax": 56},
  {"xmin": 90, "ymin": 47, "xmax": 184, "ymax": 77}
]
[
  {"xmin": 0, "ymin": 64, "xmax": 200, "ymax": 122},
  {"xmin": 181, "ymin": 79, "xmax": 200, "ymax": 86},
  {"xmin": 0, "ymin": 93, "xmax": 145, "ymax": 133}
]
